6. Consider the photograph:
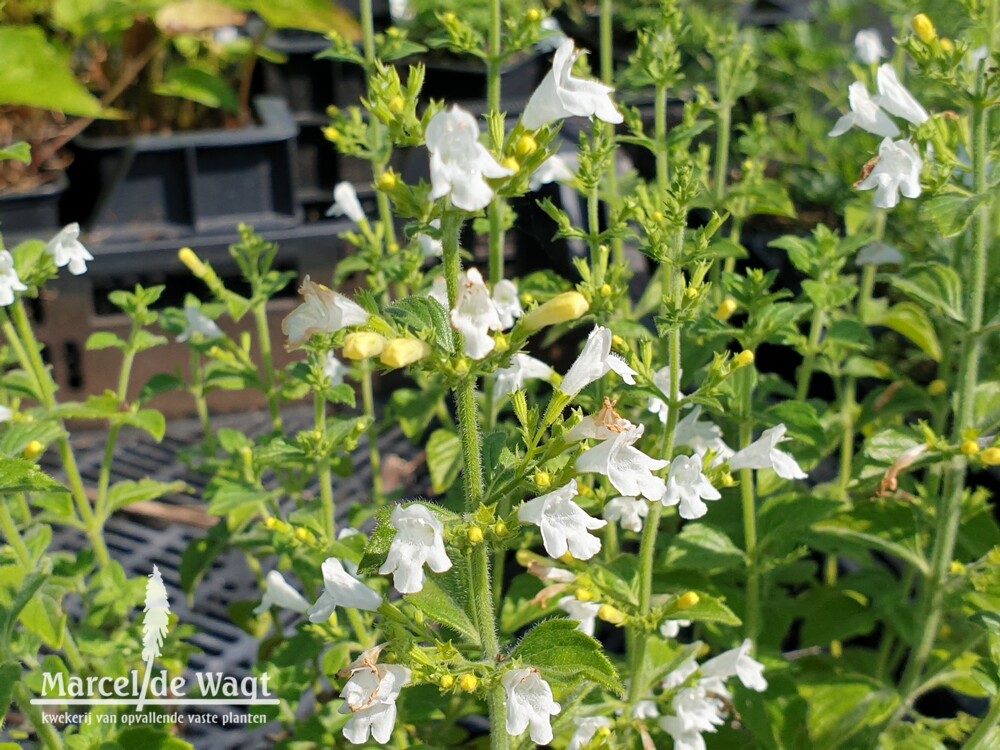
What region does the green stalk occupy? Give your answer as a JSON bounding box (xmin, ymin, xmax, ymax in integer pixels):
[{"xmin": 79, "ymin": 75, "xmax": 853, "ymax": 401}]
[
  {"xmin": 190, "ymin": 349, "xmax": 215, "ymax": 451},
  {"xmin": 965, "ymin": 694, "xmax": 1000, "ymax": 749},
  {"xmin": 655, "ymin": 83, "xmax": 669, "ymax": 193},
  {"xmin": 314, "ymin": 371, "xmax": 336, "ymax": 543},
  {"xmin": 0, "ymin": 499, "xmax": 33, "ymax": 567},
  {"xmin": 14, "ymin": 681, "xmax": 63, "ymax": 750},
  {"xmin": 738, "ymin": 367, "xmax": 760, "ymax": 643},
  {"xmin": 588, "ymin": 184, "xmax": 605, "ymax": 290},
  {"xmin": 713, "ymin": 102, "xmax": 732, "ymax": 209},
  {"xmin": 96, "ymin": 318, "xmax": 140, "ymax": 522},
  {"xmin": 253, "ymin": 305, "xmax": 282, "ymax": 431},
  {"xmin": 362, "ymin": 362, "xmax": 384, "ymax": 504},
  {"xmin": 600, "ymin": 0, "xmax": 624, "ymax": 266},
  {"xmin": 796, "ymin": 306, "xmax": 826, "ymax": 402}
]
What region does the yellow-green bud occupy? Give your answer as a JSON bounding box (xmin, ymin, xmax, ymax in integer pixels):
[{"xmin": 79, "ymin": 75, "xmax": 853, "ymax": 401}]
[
  {"xmin": 940, "ymin": 38, "xmax": 954, "ymax": 53},
  {"xmin": 721, "ymin": 473, "xmax": 736, "ymax": 488},
  {"xmin": 343, "ymin": 331, "xmax": 387, "ymax": 360},
  {"xmin": 439, "ymin": 674, "xmax": 455, "ymax": 689},
  {"xmin": 501, "ymin": 156, "xmax": 519, "ymax": 173},
  {"xmin": 980, "ymin": 447, "xmax": 1000, "ymax": 466},
  {"xmin": 685, "ymin": 286, "xmax": 699, "ymax": 300},
  {"xmin": 534, "ymin": 471, "xmax": 552, "ymax": 489},
  {"xmin": 516, "ymin": 134, "xmax": 538, "ymax": 157},
  {"xmin": 526, "ymin": 8, "xmax": 542, "ymax": 22},
  {"xmin": 458, "ymin": 674, "xmax": 479, "ymax": 692},
  {"xmin": 442, "ymin": 11, "xmax": 456, "ymax": 22},
  {"xmin": 950, "ymin": 561, "xmax": 966, "ymax": 575},
  {"xmin": 576, "ymin": 588, "xmax": 595, "ymax": 602},
  {"xmin": 676, "ymin": 591, "xmax": 700, "ymax": 610},
  {"xmin": 611, "ymin": 334, "xmax": 626, "ymax": 351},
  {"xmin": 961, "ymin": 440, "xmax": 980, "ymax": 456},
  {"xmin": 264, "ymin": 517, "xmax": 279, "ymax": 530},
  {"xmin": 323, "ymin": 126, "xmax": 340, "ymax": 141},
  {"xmin": 597, "ymin": 726, "xmax": 612, "ymax": 739},
  {"xmin": 454, "ymin": 358, "xmax": 470, "ymax": 376},
  {"xmin": 521, "ymin": 291, "xmax": 590, "ymax": 332},
  {"xmin": 493, "ymin": 521, "xmax": 508, "ymax": 536},
  {"xmin": 652, "ymin": 211, "xmax": 664, "ymax": 223},
  {"xmin": 735, "ymin": 350, "xmax": 755, "ymax": 367},
  {"xmin": 493, "ymin": 333, "xmax": 509, "ymax": 353},
  {"xmin": 377, "ymin": 170, "xmax": 399, "ymax": 191},
  {"xmin": 715, "ymin": 298, "xmax": 738, "ymax": 321},
  {"xmin": 388, "ymin": 242, "xmax": 400, "ymax": 254},
  {"xmin": 295, "ymin": 527, "xmax": 316, "ymax": 545},
  {"xmin": 467, "ymin": 527, "xmax": 484, "ymax": 544},
  {"xmin": 388, "ymin": 95, "xmax": 405, "ymax": 115},
  {"xmin": 380, "ymin": 338, "xmax": 431, "ymax": 369},
  {"xmin": 22, "ymin": 440, "xmax": 44, "ymax": 461},
  {"xmin": 600, "ymin": 283, "xmax": 613, "ymax": 298},
  {"xmin": 928, "ymin": 379, "xmax": 947, "ymax": 396},
  {"xmin": 913, "ymin": 13, "xmax": 937, "ymax": 43},
  {"xmin": 598, "ymin": 604, "xmax": 626, "ymax": 625},
  {"xmin": 178, "ymin": 247, "xmax": 207, "ymax": 278}
]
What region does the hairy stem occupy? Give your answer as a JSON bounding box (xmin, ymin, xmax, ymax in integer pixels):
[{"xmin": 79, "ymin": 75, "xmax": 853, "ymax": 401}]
[
  {"xmin": 253, "ymin": 305, "xmax": 282, "ymax": 432},
  {"xmin": 362, "ymin": 362, "xmax": 384, "ymax": 504}
]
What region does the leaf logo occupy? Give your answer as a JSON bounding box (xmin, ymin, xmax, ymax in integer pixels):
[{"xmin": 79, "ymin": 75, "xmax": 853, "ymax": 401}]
[{"xmin": 137, "ymin": 566, "xmax": 170, "ymax": 711}]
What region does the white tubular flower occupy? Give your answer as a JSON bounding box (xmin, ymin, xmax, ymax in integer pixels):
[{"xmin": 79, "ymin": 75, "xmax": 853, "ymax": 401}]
[
  {"xmin": 662, "ymin": 654, "xmax": 699, "ymax": 690},
  {"xmin": 46, "ymin": 223, "xmax": 93, "ymax": 276},
  {"xmin": 576, "ymin": 424, "xmax": 668, "ymax": 502},
  {"xmin": 340, "ymin": 658, "xmax": 411, "ymax": 745},
  {"xmin": 529, "ymin": 154, "xmax": 575, "ymax": 191},
  {"xmin": 672, "ymin": 686, "xmax": 726, "ymax": 734},
  {"xmin": 875, "ymin": 64, "xmax": 929, "ymax": 126},
  {"xmin": 566, "ymin": 397, "xmax": 635, "ymax": 442},
  {"xmin": 177, "ymin": 305, "xmax": 223, "ymax": 343},
  {"xmin": 521, "ymin": 39, "xmax": 624, "ymax": 130},
  {"xmin": 324, "ymin": 353, "xmax": 348, "ymax": 387},
  {"xmin": 568, "ymin": 716, "xmax": 612, "ymax": 750},
  {"xmin": 647, "ymin": 366, "xmax": 686, "ymax": 424},
  {"xmin": 307, "ymin": 558, "xmax": 381, "ymax": 622},
  {"xmin": 857, "ymin": 137, "xmax": 923, "ymax": 209},
  {"xmin": 282, "ymin": 276, "xmax": 369, "ymax": 346},
  {"xmin": 728, "ymin": 424, "xmax": 807, "ymax": 480},
  {"xmin": 558, "ymin": 596, "xmax": 602, "ymax": 636},
  {"xmin": 427, "ymin": 275, "xmax": 449, "ymax": 309},
  {"xmin": 828, "ymin": 82, "xmax": 900, "ymax": 138},
  {"xmin": 700, "ymin": 638, "xmax": 768, "ymax": 692},
  {"xmin": 518, "ymin": 480, "xmax": 607, "ymax": 560},
  {"xmin": 0, "ymin": 250, "xmax": 27, "ymax": 307},
  {"xmin": 659, "ymin": 715, "xmax": 708, "ymax": 750},
  {"xmin": 675, "ymin": 406, "xmax": 734, "ymax": 461},
  {"xmin": 661, "ymin": 454, "xmax": 721, "ymax": 520},
  {"xmin": 253, "ymin": 570, "xmax": 310, "ymax": 615},
  {"xmin": 426, "ymin": 106, "xmax": 513, "ymax": 211},
  {"xmin": 0, "ymin": 405, "xmax": 12, "ymax": 423},
  {"xmin": 378, "ymin": 504, "xmax": 452, "ymax": 594},
  {"xmin": 452, "ymin": 268, "xmax": 503, "ymax": 359},
  {"xmin": 660, "ymin": 618, "xmax": 691, "ymax": 639},
  {"xmin": 326, "ymin": 181, "xmax": 365, "ymax": 222},
  {"xmin": 416, "ymin": 219, "xmax": 443, "ymax": 257},
  {"xmin": 492, "ymin": 279, "xmax": 523, "ymax": 329},
  {"xmin": 495, "ymin": 353, "xmax": 554, "ymax": 398},
  {"xmin": 560, "ymin": 326, "xmax": 637, "ymax": 397},
  {"xmin": 603, "ymin": 496, "xmax": 648, "ymax": 532},
  {"xmin": 854, "ymin": 29, "xmax": 887, "ymax": 64},
  {"xmin": 503, "ymin": 668, "xmax": 562, "ymax": 745},
  {"xmin": 633, "ymin": 700, "xmax": 660, "ymax": 719}
]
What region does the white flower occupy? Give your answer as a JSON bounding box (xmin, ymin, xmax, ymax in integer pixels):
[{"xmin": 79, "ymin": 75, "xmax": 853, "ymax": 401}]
[
  {"xmin": 177, "ymin": 305, "xmax": 223, "ymax": 343},
  {"xmin": 324, "ymin": 353, "xmax": 348, "ymax": 386},
  {"xmin": 340, "ymin": 653, "xmax": 411, "ymax": 745},
  {"xmin": 0, "ymin": 405, "xmax": 12, "ymax": 423},
  {"xmin": 566, "ymin": 397, "xmax": 634, "ymax": 442},
  {"xmin": 416, "ymin": 219, "xmax": 442, "ymax": 257},
  {"xmin": 728, "ymin": 424, "xmax": 806, "ymax": 480},
  {"xmin": 558, "ymin": 596, "xmax": 601, "ymax": 636},
  {"xmin": 660, "ymin": 618, "xmax": 691, "ymax": 639},
  {"xmin": 647, "ymin": 366, "xmax": 686, "ymax": 424},
  {"xmin": 282, "ymin": 276, "xmax": 369, "ymax": 346},
  {"xmin": 518, "ymin": 480, "xmax": 607, "ymax": 560},
  {"xmin": 560, "ymin": 326, "xmax": 637, "ymax": 397},
  {"xmin": 495, "ymin": 353, "xmax": 554, "ymax": 397},
  {"xmin": 659, "ymin": 715, "xmax": 708, "ymax": 750},
  {"xmin": 875, "ymin": 64, "xmax": 929, "ymax": 126},
  {"xmin": 675, "ymin": 407, "xmax": 734, "ymax": 461},
  {"xmin": 307, "ymin": 558, "xmax": 381, "ymax": 622},
  {"xmin": 0, "ymin": 250, "xmax": 27, "ymax": 306},
  {"xmin": 568, "ymin": 716, "xmax": 612, "ymax": 750},
  {"xmin": 576, "ymin": 424, "xmax": 668, "ymax": 502},
  {"xmin": 671, "ymin": 686, "xmax": 726, "ymax": 734},
  {"xmin": 378, "ymin": 504, "xmax": 452, "ymax": 594},
  {"xmin": 326, "ymin": 181, "xmax": 365, "ymax": 222},
  {"xmin": 503, "ymin": 668, "xmax": 561, "ymax": 744},
  {"xmin": 857, "ymin": 241, "xmax": 904, "ymax": 266},
  {"xmin": 451, "ymin": 268, "xmax": 503, "ymax": 359},
  {"xmin": 854, "ymin": 29, "xmax": 887, "ymax": 64},
  {"xmin": 856, "ymin": 137, "xmax": 923, "ymax": 209},
  {"xmin": 828, "ymin": 82, "xmax": 900, "ymax": 138},
  {"xmin": 661, "ymin": 454, "xmax": 721, "ymax": 519},
  {"xmin": 633, "ymin": 700, "xmax": 660, "ymax": 719},
  {"xmin": 529, "ymin": 154, "xmax": 575, "ymax": 191},
  {"xmin": 427, "ymin": 275, "xmax": 449, "ymax": 308},
  {"xmin": 46, "ymin": 223, "xmax": 93, "ymax": 276},
  {"xmin": 522, "ymin": 39, "xmax": 624, "ymax": 130},
  {"xmin": 492, "ymin": 279, "xmax": 523, "ymax": 329},
  {"xmin": 662, "ymin": 653, "xmax": 699, "ymax": 690},
  {"xmin": 426, "ymin": 105, "xmax": 513, "ymax": 211},
  {"xmin": 253, "ymin": 570, "xmax": 310, "ymax": 615},
  {"xmin": 700, "ymin": 638, "xmax": 768, "ymax": 692},
  {"xmin": 603, "ymin": 496, "xmax": 648, "ymax": 532}
]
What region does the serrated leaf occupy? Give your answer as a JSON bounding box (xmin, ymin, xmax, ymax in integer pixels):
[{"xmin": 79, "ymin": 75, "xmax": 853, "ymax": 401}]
[
  {"xmin": 388, "ymin": 387, "xmax": 446, "ymax": 441},
  {"xmin": 920, "ymin": 192, "xmax": 988, "ymax": 239},
  {"xmin": 796, "ymin": 588, "xmax": 876, "ymax": 646},
  {"xmin": 676, "ymin": 593, "xmax": 742, "ymax": 626},
  {"xmin": 405, "ymin": 570, "xmax": 479, "ymax": 646},
  {"xmin": 107, "ymin": 479, "xmax": 187, "ymax": 515},
  {"xmin": 0, "ymin": 662, "xmax": 20, "ymax": 733},
  {"xmin": 889, "ymin": 263, "xmax": 964, "ymax": 323},
  {"xmin": 207, "ymin": 482, "xmax": 279, "ymax": 516},
  {"xmin": 512, "ymin": 619, "xmax": 623, "ymax": 695},
  {"xmin": 154, "ymin": 65, "xmax": 240, "ymax": 113},
  {"xmin": 0, "ymin": 457, "xmax": 67, "ymax": 494},
  {"xmin": 19, "ymin": 592, "xmax": 65, "ymax": 648},
  {"xmin": 880, "ymin": 303, "xmax": 941, "ymax": 361},
  {"xmin": 356, "ymin": 505, "xmax": 396, "ymax": 576},
  {"xmin": 385, "ymin": 296, "xmax": 455, "ymax": 354},
  {"xmin": 427, "ymin": 429, "xmax": 462, "ymax": 494},
  {"xmin": 0, "ymin": 570, "xmax": 47, "ymax": 644}
]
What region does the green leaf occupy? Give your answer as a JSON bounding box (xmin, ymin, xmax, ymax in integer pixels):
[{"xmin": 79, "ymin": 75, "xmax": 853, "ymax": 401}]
[
  {"xmin": 880, "ymin": 303, "xmax": 941, "ymax": 361},
  {"xmin": 385, "ymin": 296, "xmax": 455, "ymax": 354},
  {"xmin": 20, "ymin": 592, "xmax": 65, "ymax": 648},
  {"xmin": 879, "ymin": 724, "xmax": 946, "ymax": 750},
  {"xmin": 107, "ymin": 479, "xmax": 187, "ymax": 514},
  {"xmin": 242, "ymin": 0, "xmax": 362, "ymax": 36},
  {"xmin": 128, "ymin": 409, "xmax": 167, "ymax": 442},
  {"xmin": 139, "ymin": 373, "xmax": 186, "ymax": 405},
  {"xmin": 154, "ymin": 65, "xmax": 240, "ymax": 113},
  {"xmin": 0, "ymin": 26, "xmax": 109, "ymax": 117},
  {"xmin": 827, "ymin": 319, "xmax": 874, "ymax": 351},
  {"xmin": 427, "ymin": 429, "xmax": 462, "ymax": 494},
  {"xmin": 889, "ymin": 263, "xmax": 964, "ymax": 323},
  {"xmin": 0, "ymin": 570, "xmax": 47, "ymax": 644},
  {"xmin": 664, "ymin": 524, "xmax": 747, "ymax": 572},
  {"xmin": 0, "ymin": 142, "xmax": 30, "ymax": 164},
  {"xmin": 115, "ymin": 728, "xmax": 194, "ymax": 750},
  {"xmin": 920, "ymin": 192, "xmax": 988, "ymax": 239},
  {"xmin": 0, "ymin": 662, "xmax": 21, "ymax": 733},
  {"xmin": 405, "ymin": 571, "xmax": 479, "ymax": 646},
  {"xmin": 357, "ymin": 505, "xmax": 396, "ymax": 576},
  {"xmin": 325, "ymin": 383, "xmax": 356, "ymax": 408},
  {"xmin": 675, "ymin": 593, "xmax": 742, "ymax": 626},
  {"xmin": 512, "ymin": 619, "xmax": 623, "ymax": 695},
  {"xmin": 797, "ymin": 588, "xmax": 877, "ymax": 646},
  {"xmin": 0, "ymin": 457, "xmax": 67, "ymax": 494},
  {"xmin": 388, "ymin": 387, "xmax": 445, "ymax": 441},
  {"xmin": 207, "ymin": 482, "xmax": 278, "ymax": 516},
  {"xmin": 85, "ymin": 331, "xmax": 126, "ymax": 351}
]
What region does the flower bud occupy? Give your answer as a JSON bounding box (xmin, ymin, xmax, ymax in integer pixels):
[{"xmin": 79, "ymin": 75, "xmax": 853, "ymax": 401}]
[
  {"xmin": 493, "ymin": 521, "xmax": 508, "ymax": 536},
  {"xmin": 323, "ymin": 126, "xmax": 340, "ymax": 141},
  {"xmin": 178, "ymin": 247, "xmax": 207, "ymax": 278},
  {"xmin": 458, "ymin": 674, "xmax": 479, "ymax": 692},
  {"xmin": 295, "ymin": 527, "xmax": 316, "ymax": 545},
  {"xmin": 600, "ymin": 283, "xmax": 613, "ymax": 298},
  {"xmin": 493, "ymin": 333, "xmax": 509, "ymax": 353},
  {"xmin": 516, "ymin": 134, "xmax": 538, "ymax": 157},
  {"xmin": 598, "ymin": 604, "xmax": 626, "ymax": 625},
  {"xmin": 439, "ymin": 674, "xmax": 455, "ymax": 689},
  {"xmin": 652, "ymin": 211, "xmax": 664, "ymax": 223},
  {"xmin": 526, "ymin": 8, "xmax": 542, "ymax": 22},
  {"xmin": 467, "ymin": 527, "xmax": 484, "ymax": 544},
  {"xmin": 676, "ymin": 591, "xmax": 700, "ymax": 610},
  {"xmin": 501, "ymin": 157, "xmax": 519, "ymax": 173},
  {"xmin": 597, "ymin": 726, "xmax": 612, "ymax": 739},
  {"xmin": 22, "ymin": 440, "xmax": 44, "ymax": 461},
  {"xmin": 735, "ymin": 350, "xmax": 755, "ymax": 367},
  {"xmin": 928, "ymin": 379, "xmax": 947, "ymax": 396},
  {"xmin": 961, "ymin": 439, "xmax": 980, "ymax": 456},
  {"xmin": 264, "ymin": 517, "xmax": 279, "ymax": 530},
  {"xmin": 442, "ymin": 11, "xmax": 456, "ymax": 22},
  {"xmin": 949, "ymin": 561, "xmax": 966, "ymax": 575},
  {"xmin": 521, "ymin": 291, "xmax": 590, "ymax": 332},
  {"xmin": 715, "ymin": 298, "xmax": 738, "ymax": 321},
  {"xmin": 575, "ymin": 588, "xmax": 595, "ymax": 602},
  {"xmin": 380, "ymin": 338, "xmax": 431, "ymax": 368},
  {"xmin": 940, "ymin": 38, "xmax": 954, "ymax": 53},
  {"xmin": 343, "ymin": 331, "xmax": 387, "ymax": 360},
  {"xmin": 913, "ymin": 13, "xmax": 937, "ymax": 43},
  {"xmin": 377, "ymin": 170, "xmax": 399, "ymax": 191},
  {"xmin": 534, "ymin": 471, "xmax": 552, "ymax": 489},
  {"xmin": 980, "ymin": 447, "xmax": 1000, "ymax": 466},
  {"xmin": 389, "ymin": 96, "xmax": 405, "ymax": 115},
  {"xmin": 453, "ymin": 358, "xmax": 470, "ymax": 376},
  {"xmin": 611, "ymin": 335, "xmax": 626, "ymax": 351}
]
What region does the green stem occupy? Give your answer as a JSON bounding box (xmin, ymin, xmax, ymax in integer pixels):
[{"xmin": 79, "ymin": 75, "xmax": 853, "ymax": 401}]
[
  {"xmin": 713, "ymin": 102, "xmax": 732, "ymax": 208},
  {"xmin": 796, "ymin": 306, "xmax": 826, "ymax": 402},
  {"xmin": 253, "ymin": 305, "xmax": 282, "ymax": 431},
  {"xmin": 0, "ymin": 498, "xmax": 33, "ymax": 567},
  {"xmin": 738, "ymin": 367, "xmax": 760, "ymax": 644},
  {"xmin": 965, "ymin": 694, "xmax": 1000, "ymax": 749},
  {"xmin": 314, "ymin": 376, "xmax": 336, "ymax": 543},
  {"xmin": 487, "ymin": 0, "xmax": 501, "ymax": 115},
  {"xmin": 600, "ymin": 0, "xmax": 623, "ymax": 266},
  {"xmin": 655, "ymin": 83, "xmax": 669, "ymax": 193},
  {"xmin": 191, "ymin": 350, "xmax": 215, "ymax": 451},
  {"xmin": 588, "ymin": 184, "xmax": 605, "ymax": 290},
  {"xmin": 96, "ymin": 320, "xmax": 140, "ymax": 521},
  {"xmin": 14, "ymin": 681, "xmax": 63, "ymax": 750},
  {"xmin": 362, "ymin": 362, "xmax": 384, "ymax": 504}
]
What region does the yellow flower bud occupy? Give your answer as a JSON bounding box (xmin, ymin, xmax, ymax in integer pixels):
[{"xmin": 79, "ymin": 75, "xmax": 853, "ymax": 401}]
[
  {"xmin": 521, "ymin": 291, "xmax": 590, "ymax": 332},
  {"xmin": 388, "ymin": 95, "xmax": 405, "ymax": 115},
  {"xmin": 22, "ymin": 440, "xmax": 44, "ymax": 461},
  {"xmin": 323, "ymin": 126, "xmax": 340, "ymax": 142},
  {"xmin": 597, "ymin": 726, "xmax": 612, "ymax": 739},
  {"xmin": 526, "ymin": 8, "xmax": 542, "ymax": 22},
  {"xmin": 454, "ymin": 358, "xmax": 470, "ymax": 376},
  {"xmin": 577, "ymin": 483, "xmax": 592, "ymax": 496},
  {"xmin": 458, "ymin": 674, "xmax": 479, "ymax": 692},
  {"xmin": 831, "ymin": 640, "xmax": 843, "ymax": 659},
  {"xmin": 380, "ymin": 338, "xmax": 432, "ymax": 369},
  {"xmin": 534, "ymin": 471, "xmax": 552, "ymax": 489},
  {"xmin": 576, "ymin": 589, "xmax": 595, "ymax": 602},
  {"xmin": 685, "ymin": 286, "xmax": 699, "ymax": 300},
  {"xmin": 735, "ymin": 350, "xmax": 755, "ymax": 367},
  {"xmin": 377, "ymin": 170, "xmax": 399, "ymax": 191},
  {"xmin": 598, "ymin": 604, "xmax": 626, "ymax": 625},
  {"xmin": 676, "ymin": 592, "xmax": 700, "ymax": 610},
  {"xmin": 913, "ymin": 13, "xmax": 937, "ymax": 43},
  {"xmin": 493, "ymin": 333, "xmax": 509, "ymax": 353},
  {"xmin": 439, "ymin": 674, "xmax": 455, "ymax": 690},
  {"xmin": 600, "ymin": 283, "xmax": 613, "ymax": 298},
  {"xmin": 611, "ymin": 334, "xmax": 626, "ymax": 351},
  {"xmin": 928, "ymin": 379, "xmax": 947, "ymax": 396},
  {"xmin": 521, "ymin": 292, "xmax": 534, "ymax": 305},
  {"xmin": 516, "ymin": 134, "xmax": 538, "ymax": 157},
  {"xmin": 295, "ymin": 527, "xmax": 316, "ymax": 545},
  {"xmin": 467, "ymin": 527, "xmax": 484, "ymax": 544},
  {"xmin": 940, "ymin": 38, "xmax": 954, "ymax": 53},
  {"xmin": 501, "ymin": 157, "xmax": 519, "ymax": 173},
  {"xmin": 721, "ymin": 473, "xmax": 737, "ymax": 488},
  {"xmin": 388, "ymin": 242, "xmax": 400, "ymax": 254},
  {"xmin": 493, "ymin": 521, "xmax": 508, "ymax": 536},
  {"xmin": 343, "ymin": 331, "xmax": 387, "ymax": 360},
  {"xmin": 442, "ymin": 11, "xmax": 456, "ymax": 23},
  {"xmin": 961, "ymin": 439, "xmax": 980, "ymax": 456},
  {"xmin": 980, "ymin": 447, "xmax": 1000, "ymax": 466},
  {"xmin": 715, "ymin": 298, "xmax": 738, "ymax": 321},
  {"xmin": 949, "ymin": 561, "xmax": 966, "ymax": 575},
  {"xmin": 178, "ymin": 247, "xmax": 207, "ymax": 278},
  {"xmin": 263, "ymin": 517, "xmax": 278, "ymax": 530}
]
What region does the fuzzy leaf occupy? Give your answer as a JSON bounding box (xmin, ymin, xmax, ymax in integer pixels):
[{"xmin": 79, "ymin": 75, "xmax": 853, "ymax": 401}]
[
  {"xmin": 0, "ymin": 457, "xmax": 67, "ymax": 494},
  {"xmin": 880, "ymin": 303, "xmax": 941, "ymax": 361},
  {"xmin": 675, "ymin": 593, "xmax": 742, "ymax": 626},
  {"xmin": 385, "ymin": 296, "xmax": 455, "ymax": 354},
  {"xmin": 427, "ymin": 429, "xmax": 462, "ymax": 494},
  {"xmin": 664, "ymin": 523, "xmax": 747, "ymax": 572},
  {"xmin": 889, "ymin": 263, "xmax": 964, "ymax": 323},
  {"xmin": 512, "ymin": 619, "xmax": 623, "ymax": 695},
  {"xmin": 406, "ymin": 571, "xmax": 479, "ymax": 646},
  {"xmin": 107, "ymin": 479, "xmax": 187, "ymax": 514}
]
